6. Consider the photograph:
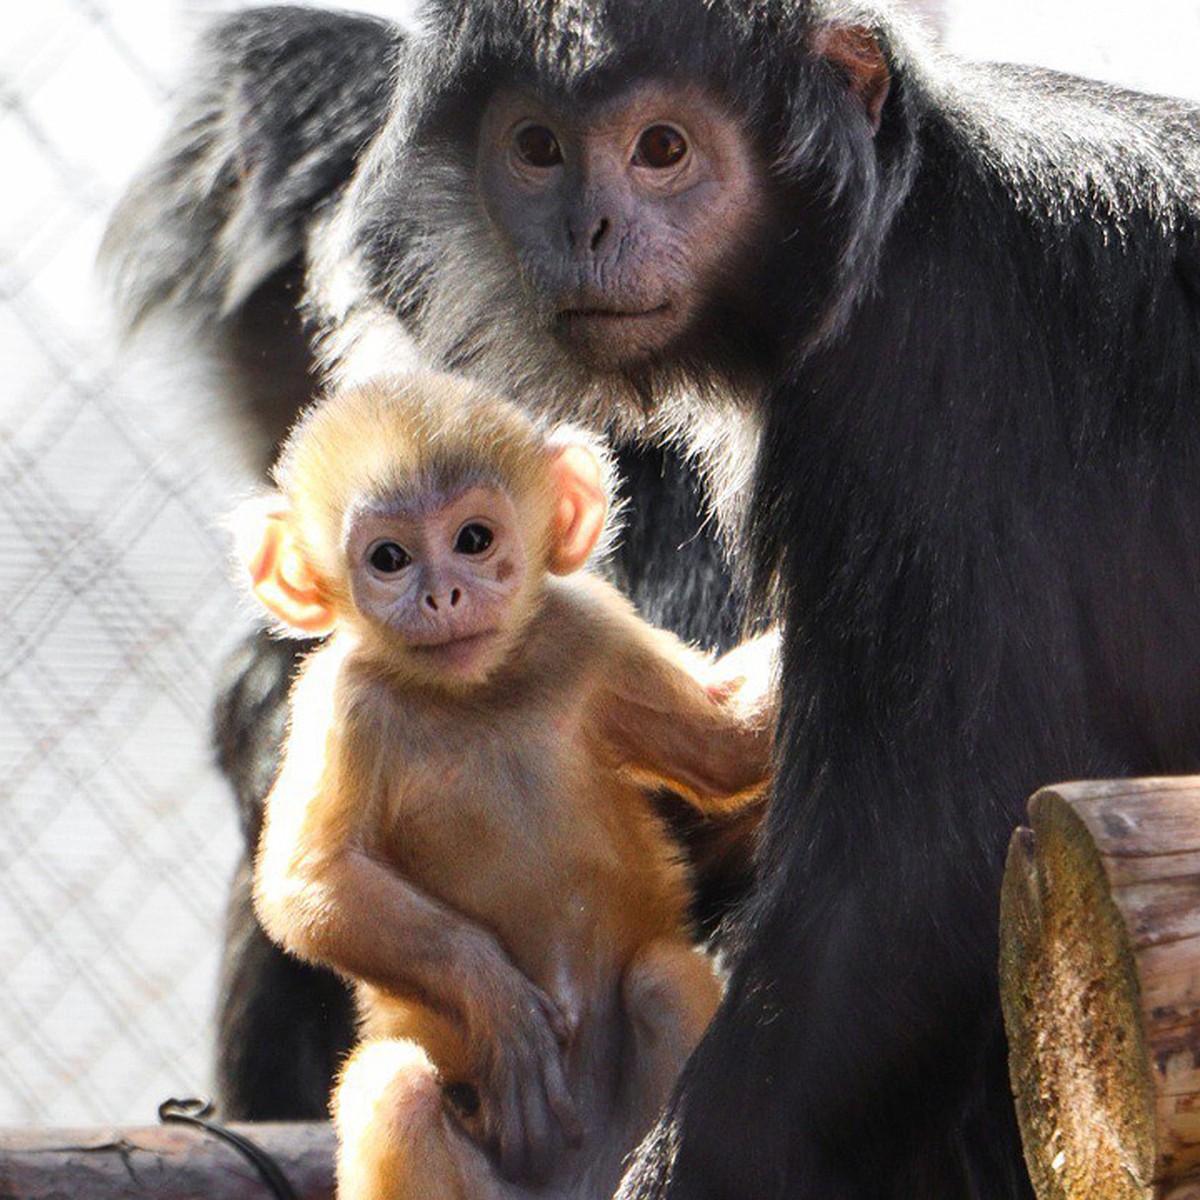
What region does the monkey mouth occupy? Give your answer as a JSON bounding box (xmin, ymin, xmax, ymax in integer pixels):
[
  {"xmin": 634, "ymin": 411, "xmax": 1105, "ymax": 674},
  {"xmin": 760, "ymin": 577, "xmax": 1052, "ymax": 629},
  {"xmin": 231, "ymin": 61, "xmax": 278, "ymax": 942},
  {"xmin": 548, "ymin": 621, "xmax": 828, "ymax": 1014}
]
[
  {"xmin": 410, "ymin": 629, "xmax": 498, "ymax": 651},
  {"xmin": 557, "ymin": 303, "xmax": 671, "ymax": 325},
  {"xmin": 409, "ymin": 629, "xmax": 501, "ymax": 671},
  {"xmin": 553, "ymin": 303, "xmax": 677, "ymax": 366}
]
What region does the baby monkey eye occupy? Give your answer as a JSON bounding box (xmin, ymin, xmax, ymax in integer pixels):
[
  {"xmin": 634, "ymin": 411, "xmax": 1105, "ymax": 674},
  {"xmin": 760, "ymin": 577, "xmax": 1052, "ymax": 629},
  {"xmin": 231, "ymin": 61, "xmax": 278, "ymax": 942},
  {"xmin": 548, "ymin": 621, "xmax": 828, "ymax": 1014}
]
[
  {"xmin": 633, "ymin": 124, "xmax": 688, "ymax": 169},
  {"xmin": 454, "ymin": 524, "xmax": 494, "ymax": 555},
  {"xmin": 368, "ymin": 541, "xmax": 412, "ymax": 573},
  {"xmin": 515, "ymin": 125, "xmax": 563, "ymax": 168}
]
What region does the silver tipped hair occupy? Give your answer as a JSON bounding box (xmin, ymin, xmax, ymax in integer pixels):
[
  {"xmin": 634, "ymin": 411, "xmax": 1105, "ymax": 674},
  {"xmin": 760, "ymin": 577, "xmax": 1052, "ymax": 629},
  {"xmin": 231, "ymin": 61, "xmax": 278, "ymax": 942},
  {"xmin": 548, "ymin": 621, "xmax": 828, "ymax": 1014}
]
[{"xmin": 308, "ymin": 148, "xmax": 764, "ymax": 457}]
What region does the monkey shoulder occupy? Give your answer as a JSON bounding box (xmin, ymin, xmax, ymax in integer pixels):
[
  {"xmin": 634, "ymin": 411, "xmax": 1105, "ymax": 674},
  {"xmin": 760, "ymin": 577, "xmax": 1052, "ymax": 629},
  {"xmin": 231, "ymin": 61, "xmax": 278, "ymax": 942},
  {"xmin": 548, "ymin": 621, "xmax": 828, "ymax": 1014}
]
[
  {"xmin": 541, "ymin": 572, "xmax": 643, "ymax": 644},
  {"xmin": 277, "ymin": 636, "xmax": 348, "ymax": 734},
  {"xmin": 285, "ymin": 634, "xmax": 398, "ymax": 751},
  {"xmin": 527, "ymin": 574, "xmax": 649, "ymax": 688},
  {"xmin": 924, "ymin": 61, "xmax": 1200, "ymax": 237}
]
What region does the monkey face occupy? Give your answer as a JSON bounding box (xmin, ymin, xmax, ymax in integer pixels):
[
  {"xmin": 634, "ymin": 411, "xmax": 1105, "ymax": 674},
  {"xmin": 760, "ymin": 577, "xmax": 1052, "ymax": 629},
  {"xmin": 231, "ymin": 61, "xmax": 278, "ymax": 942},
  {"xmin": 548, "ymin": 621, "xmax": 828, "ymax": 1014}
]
[
  {"xmin": 345, "ymin": 484, "xmax": 531, "ymax": 682},
  {"xmin": 476, "ymin": 82, "xmax": 769, "ymax": 372}
]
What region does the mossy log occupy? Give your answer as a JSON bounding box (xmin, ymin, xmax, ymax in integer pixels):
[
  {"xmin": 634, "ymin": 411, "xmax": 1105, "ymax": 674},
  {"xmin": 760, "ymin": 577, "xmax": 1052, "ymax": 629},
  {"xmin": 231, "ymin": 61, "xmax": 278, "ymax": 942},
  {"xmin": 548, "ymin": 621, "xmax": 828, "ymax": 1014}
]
[{"xmin": 1000, "ymin": 778, "xmax": 1200, "ymax": 1200}]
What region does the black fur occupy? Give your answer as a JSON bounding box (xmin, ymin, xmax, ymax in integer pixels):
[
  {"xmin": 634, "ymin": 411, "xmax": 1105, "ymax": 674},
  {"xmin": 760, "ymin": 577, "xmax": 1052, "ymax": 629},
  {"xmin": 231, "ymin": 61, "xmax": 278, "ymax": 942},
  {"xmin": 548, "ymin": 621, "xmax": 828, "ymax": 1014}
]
[
  {"xmin": 104, "ymin": 7, "xmax": 400, "ymax": 326},
  {"xmin": 210, "ymin": 635, "xmax": 356, "ymax": 1117},
  {"xmin": 104, "ymin": 5, "xmax": 751, "ymax": 1122},
  {"xmin": 631, "ymin": 21, "xmax": 1200, "ymax": 1200},
  {"xmin": 106, "ymin": 1, "xmax": 1200, "ymax": 1195}
]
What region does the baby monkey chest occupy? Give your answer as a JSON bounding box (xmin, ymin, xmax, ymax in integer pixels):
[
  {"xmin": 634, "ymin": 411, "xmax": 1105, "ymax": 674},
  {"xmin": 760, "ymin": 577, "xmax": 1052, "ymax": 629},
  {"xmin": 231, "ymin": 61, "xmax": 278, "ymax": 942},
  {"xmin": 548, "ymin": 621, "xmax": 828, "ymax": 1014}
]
[{"xmin": 383, "ymin": 717, "xmax": 599, "ymax": 902}]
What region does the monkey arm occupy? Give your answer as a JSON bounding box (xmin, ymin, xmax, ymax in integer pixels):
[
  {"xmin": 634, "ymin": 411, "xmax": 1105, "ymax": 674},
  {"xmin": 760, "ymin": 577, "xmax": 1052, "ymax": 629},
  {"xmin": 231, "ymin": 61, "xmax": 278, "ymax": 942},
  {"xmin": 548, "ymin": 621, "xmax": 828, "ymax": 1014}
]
[
  {"xmin": 706, "ymin": 627, "xmax": 782, "ymax": 726},
  {"xmin": 252, "ymin": 647, "xmax": 536, "ymax": 1020},
  {"xmin": 259, "ymin": 835, "xmax": 520, "ymax": 1029},
  {"xmin": 592, "ymin": 617, "xmax": 777, "ymax": 812},
  {"xmin": 258, "ymin": 820, "xmax": 582, "ymax": 1183}
]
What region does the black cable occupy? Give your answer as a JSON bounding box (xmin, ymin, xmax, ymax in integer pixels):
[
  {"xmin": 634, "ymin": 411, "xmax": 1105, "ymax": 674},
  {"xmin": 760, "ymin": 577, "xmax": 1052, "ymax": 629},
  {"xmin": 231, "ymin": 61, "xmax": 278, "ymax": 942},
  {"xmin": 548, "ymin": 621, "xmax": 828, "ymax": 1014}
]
[{"xmin": 158, "ymin": 1096, "xmax": 299, "ymax": 1200}]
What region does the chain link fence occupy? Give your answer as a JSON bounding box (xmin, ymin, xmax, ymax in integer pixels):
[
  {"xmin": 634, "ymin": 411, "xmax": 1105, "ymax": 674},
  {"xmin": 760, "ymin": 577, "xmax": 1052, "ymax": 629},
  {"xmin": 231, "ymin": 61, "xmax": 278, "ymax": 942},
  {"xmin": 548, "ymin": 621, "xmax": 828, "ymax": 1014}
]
[
  {"xmin": 1, "ymin": 0, "xmax": 1197, "ymax": 1132},
  {"xmin": 0, "ymin": 0, "xmax": 258, "ymax": 1126}
]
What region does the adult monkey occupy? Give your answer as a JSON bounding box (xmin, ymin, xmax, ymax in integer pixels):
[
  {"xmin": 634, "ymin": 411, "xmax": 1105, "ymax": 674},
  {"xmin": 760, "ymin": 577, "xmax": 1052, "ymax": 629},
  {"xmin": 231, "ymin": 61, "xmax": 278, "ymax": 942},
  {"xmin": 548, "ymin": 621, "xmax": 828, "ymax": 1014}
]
[{"xmin": 104, "ymin": 2, "xmax": 1200, "ymax": 1198}]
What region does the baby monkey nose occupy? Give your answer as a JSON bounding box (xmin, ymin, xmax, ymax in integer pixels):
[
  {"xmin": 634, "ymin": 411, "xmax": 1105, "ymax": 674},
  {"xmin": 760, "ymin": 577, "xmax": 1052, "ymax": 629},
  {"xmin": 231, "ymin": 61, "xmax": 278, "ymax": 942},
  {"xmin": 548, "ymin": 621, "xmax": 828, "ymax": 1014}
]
[{"xmin": 424, "ymin": 588, "xmax": 462, "ymax": 612}]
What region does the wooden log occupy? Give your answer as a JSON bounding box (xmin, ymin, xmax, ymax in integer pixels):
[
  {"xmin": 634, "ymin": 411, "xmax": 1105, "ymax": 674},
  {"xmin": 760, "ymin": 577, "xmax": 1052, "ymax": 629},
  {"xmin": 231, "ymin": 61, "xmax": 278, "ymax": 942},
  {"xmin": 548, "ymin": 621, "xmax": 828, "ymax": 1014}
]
[
  {"xmin": 0, "ymin": 1121, "xmax": 335, "ymax": 1200},
  {"xmin": 1000, "ymin": 777, "xmax": 1200, "ymax": 1200}
]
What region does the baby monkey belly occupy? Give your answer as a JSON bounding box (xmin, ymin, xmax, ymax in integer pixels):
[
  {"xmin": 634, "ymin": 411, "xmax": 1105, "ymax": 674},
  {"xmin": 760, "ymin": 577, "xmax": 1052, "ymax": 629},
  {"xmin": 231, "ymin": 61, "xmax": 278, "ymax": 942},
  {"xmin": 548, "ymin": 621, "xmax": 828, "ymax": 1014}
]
[{"xmin": 382, "ymin": 756, "xmax": 694, "ymax": 1000}]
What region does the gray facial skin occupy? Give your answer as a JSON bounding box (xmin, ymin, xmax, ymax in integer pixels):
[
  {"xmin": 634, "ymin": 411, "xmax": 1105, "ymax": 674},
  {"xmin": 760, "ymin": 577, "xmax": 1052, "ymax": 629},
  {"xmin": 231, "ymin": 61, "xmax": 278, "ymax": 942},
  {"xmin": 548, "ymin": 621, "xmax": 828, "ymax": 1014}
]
[{"xmin": 476, "ymin": 82, "xmax": 768, "ymax": 371}]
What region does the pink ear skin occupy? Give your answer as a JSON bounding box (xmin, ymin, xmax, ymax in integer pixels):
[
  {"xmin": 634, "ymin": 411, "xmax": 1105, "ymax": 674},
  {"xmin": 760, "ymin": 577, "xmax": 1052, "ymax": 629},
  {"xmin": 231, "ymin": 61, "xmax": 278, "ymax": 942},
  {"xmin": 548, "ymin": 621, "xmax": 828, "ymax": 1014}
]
[
  {"xmin": 546, "ymin": 443, "xmax": 608, "ymax": 575},
  {"xmin": 248, "ymin": 512, "xmax": 338, "ymax": 636},
  {"xmin": 811, "ymin": 24, "xmax": 891, "ymax": 135}
]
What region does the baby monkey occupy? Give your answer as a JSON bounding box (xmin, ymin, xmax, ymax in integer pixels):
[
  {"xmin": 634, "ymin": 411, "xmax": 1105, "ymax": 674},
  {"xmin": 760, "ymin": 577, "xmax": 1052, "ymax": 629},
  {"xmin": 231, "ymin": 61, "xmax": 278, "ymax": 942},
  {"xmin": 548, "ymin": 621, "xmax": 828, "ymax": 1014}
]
[{"xmin": 242, "ymin": 373, "xmax": 774, "ymax": 1200}]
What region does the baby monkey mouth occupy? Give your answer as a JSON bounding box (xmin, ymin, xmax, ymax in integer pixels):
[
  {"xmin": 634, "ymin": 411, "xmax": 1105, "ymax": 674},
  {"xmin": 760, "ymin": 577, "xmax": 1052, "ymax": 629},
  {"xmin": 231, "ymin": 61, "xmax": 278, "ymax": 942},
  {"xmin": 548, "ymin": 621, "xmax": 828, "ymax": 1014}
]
[
  {"xmin": 409, "ymin": 629, "xmax": 499, "ymax": 653},
  {"xmin": 408, "ymin": 629, "xmax": 503, "ymax": 677}
]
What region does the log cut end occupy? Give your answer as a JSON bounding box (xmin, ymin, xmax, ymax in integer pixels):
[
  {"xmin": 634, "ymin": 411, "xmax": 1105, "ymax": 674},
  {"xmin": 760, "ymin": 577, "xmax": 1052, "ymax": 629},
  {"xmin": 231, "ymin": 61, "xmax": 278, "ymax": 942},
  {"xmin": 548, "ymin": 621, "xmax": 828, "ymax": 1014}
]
[{"xmin": 1000, "ymin": 788, "xmax": 1155, "ymax": 1200}]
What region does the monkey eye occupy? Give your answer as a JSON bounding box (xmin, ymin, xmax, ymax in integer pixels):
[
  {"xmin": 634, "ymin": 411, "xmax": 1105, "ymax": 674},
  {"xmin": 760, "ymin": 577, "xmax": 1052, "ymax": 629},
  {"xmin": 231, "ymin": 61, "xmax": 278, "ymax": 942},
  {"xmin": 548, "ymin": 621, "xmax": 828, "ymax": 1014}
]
[
  {"xmin": 514, "ymin": 125, "xmax": 563, "ymax": 168},
  {"xmin": 633, "ymin": 125, "xmax": 688, "ymax": 169},
  {"xmin": 454, "ymin": 523, "xmax": 494, "ymax": 555},
  {"xmin": 368, "ymin": 541, "xmax": 412, "ymax": 574}
]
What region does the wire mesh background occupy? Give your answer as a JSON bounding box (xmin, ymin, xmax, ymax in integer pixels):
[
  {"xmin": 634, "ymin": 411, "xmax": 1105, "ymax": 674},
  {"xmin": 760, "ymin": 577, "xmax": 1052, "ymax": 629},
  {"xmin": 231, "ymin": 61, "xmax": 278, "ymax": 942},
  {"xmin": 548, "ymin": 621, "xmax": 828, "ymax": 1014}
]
[
  {"xmin": 2, "ymin": 0, "xmax": 1199, "ymax": 1130},
  {"xmin": 0, "ymin": 0, "xmax": 250, "ymax": 1125}
]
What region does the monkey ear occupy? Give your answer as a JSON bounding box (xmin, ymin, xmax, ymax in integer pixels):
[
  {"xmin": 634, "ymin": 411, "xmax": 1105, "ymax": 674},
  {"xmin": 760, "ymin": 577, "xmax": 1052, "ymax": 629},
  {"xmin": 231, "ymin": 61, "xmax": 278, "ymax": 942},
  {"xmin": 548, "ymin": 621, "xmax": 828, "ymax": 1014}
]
[
  {"xmin": 238, "ymin": 498, "xmax": 338, "ymax": 636},
  {"xmin": 546, "ymin": 441, "xmax": 608, "ymax": 575},
  {"xmin": 811, "ymin": 24, "xmax": 891, "ymax": 135}
]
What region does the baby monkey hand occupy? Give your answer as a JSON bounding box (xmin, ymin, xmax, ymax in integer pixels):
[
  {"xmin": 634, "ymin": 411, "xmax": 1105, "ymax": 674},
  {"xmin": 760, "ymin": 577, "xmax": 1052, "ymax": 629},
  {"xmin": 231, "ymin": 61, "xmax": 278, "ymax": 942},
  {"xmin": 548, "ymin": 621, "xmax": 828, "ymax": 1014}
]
[
  {"xmin": 462, "ymin": 942, "xmax": 582, "ymax": 1182},
  {"xmin": 706, "ymin": 628, "xmax": 782, "ymax": 728}
]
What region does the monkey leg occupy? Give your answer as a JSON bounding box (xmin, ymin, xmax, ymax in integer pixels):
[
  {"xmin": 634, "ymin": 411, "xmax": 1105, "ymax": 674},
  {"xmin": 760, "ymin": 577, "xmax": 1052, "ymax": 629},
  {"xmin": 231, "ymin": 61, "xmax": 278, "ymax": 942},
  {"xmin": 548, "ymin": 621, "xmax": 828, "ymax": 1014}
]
[
  {"xmin": 621, "ymin": 939, "xmax": 722, "ymax": 1130},
  {"xmin": 334, "ymin": 1038, "xmax": 506, "ymax": 1200}
]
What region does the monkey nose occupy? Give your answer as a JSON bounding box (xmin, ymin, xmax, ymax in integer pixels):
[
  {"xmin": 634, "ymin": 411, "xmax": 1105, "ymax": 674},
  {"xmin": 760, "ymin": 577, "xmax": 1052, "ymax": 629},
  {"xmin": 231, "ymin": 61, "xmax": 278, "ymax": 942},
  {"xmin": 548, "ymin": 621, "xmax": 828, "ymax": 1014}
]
[
  {"xmin": 423, "ymin": 588, "xmax": 462, "ymax": 612},
  {"xmin": 568, "ymin": 215, "xmax": 611, "ymax": 253}
]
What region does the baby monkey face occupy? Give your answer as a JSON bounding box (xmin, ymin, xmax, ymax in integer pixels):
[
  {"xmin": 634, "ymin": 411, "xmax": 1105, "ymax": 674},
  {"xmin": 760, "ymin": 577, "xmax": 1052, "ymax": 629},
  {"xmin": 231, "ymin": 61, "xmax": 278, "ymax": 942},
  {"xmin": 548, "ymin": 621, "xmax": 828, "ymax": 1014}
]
[{"xmin": 346, "ymin": 484, "xmax": 530, "ymax": 678}]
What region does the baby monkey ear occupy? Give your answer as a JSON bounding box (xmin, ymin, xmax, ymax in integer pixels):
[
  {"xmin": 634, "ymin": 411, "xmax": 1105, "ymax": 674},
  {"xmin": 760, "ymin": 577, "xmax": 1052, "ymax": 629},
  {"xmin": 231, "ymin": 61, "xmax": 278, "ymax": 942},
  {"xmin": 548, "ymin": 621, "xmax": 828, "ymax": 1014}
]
[
  {"xmin": 545, "ymin": 438, "xmax": 608, "ymax": 576},
  {"xmin": 236, "ymin": 496, "xmax": 338, "ymax": 636}
]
